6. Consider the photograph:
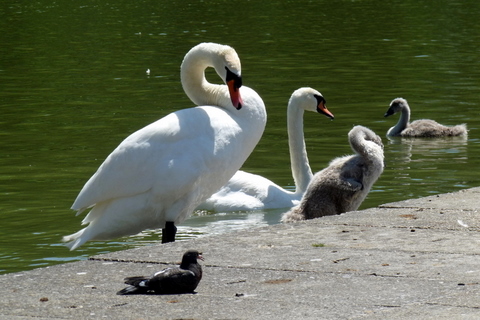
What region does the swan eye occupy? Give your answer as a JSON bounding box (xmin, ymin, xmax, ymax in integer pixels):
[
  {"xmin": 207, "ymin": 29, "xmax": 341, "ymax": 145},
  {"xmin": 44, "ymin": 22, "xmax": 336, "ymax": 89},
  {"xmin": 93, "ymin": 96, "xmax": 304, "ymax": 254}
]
[
  {"xmin": 314, "ymin": 94, "xmax": 326, "ymax": 105},
  {"xmin": 225, "ymin": 67, "xmax": 242, "ymax": 89}
]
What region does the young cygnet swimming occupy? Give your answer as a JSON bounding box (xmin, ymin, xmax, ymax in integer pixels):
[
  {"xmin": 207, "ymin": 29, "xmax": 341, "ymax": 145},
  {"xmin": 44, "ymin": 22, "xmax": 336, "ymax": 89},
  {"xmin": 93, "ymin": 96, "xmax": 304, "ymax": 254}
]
[
  {"xmin": 282, "ymin": 125, "xmax": 384, "ymax": 222},
  {"xmin": 384, "ymin": 98, "xmax": 467, "ymax": 137}
]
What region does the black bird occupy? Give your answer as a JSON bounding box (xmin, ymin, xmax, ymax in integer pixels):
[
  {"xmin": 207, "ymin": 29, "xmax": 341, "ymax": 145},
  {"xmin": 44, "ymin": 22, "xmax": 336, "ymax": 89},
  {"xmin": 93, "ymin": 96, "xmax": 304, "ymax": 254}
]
[{"xmin": 117, "ymin": 250, "xmax": 203, "ymax": 295}]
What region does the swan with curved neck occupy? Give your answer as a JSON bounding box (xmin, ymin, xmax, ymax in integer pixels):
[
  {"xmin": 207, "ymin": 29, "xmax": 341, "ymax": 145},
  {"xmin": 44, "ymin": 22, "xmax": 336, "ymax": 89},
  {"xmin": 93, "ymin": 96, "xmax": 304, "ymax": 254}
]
[
  {"xmin": 197, "ymin": 87, "xmax": 334, "ymax": 212},
  {"xmin": 384, "ymin": 98, "xmax": 467, "ymax": 137},
  {"xmin": 181, "ymin": 43, "xmax": 243, "ymax": 109},
  {"xmin": 63, "ymin": 43, "xmax": 266, "ymax": 250},
  {"xmin": 282, "ymin": 125, "xmax": 384, "ymax": 222}
]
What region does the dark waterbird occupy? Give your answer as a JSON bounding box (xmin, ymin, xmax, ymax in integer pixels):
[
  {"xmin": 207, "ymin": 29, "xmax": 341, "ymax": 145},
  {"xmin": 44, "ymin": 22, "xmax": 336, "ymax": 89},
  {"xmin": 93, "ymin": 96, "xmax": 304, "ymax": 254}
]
[{"xmin": 117, "ymin": 250, "xmax": 203, "ymax": 295}]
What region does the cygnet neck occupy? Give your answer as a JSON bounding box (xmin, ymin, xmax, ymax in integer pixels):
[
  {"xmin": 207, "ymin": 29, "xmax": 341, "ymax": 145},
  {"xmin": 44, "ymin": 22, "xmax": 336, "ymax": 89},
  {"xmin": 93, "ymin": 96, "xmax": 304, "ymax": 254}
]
[{"xmin": 390, "ymin": 102, "xmax": 411, "ymax": 136}]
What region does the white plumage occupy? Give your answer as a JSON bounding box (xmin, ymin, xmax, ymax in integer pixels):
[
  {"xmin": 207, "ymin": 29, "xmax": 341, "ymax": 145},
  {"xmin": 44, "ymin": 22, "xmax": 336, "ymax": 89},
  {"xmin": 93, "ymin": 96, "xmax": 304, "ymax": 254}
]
[
  {"xmin": 63, "ymin": 43, "xmax": 266, "ymax": 249},
  {"xmin": 197, "ymin": 87, "xmax": 334, "ymax": 212}
]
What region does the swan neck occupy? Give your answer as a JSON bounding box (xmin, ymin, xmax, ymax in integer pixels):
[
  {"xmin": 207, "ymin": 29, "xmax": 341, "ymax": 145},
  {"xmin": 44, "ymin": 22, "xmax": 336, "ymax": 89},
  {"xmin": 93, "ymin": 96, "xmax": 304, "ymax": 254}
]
[
  {"xmin": 391, "ymin": 104, "xmax": 410, "ymax": 135},
  {"xmin": 288, "ymin": 103, "xmax": 313, "ymax": 194},
  {"xmin": 181, "ymin": 51, "xmax": 224, "ymax": 107},
  {"xmin": 349, "ymin": 129, "xmax": 383, "ymax": 165},
  {"xmin": 350, "ymin": 130, "xmax": 376, "ymax": 158}
]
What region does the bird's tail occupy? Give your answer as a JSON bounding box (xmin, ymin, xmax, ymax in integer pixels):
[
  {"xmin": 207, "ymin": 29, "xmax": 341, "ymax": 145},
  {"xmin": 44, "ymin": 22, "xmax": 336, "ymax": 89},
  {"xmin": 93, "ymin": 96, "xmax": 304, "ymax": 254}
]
[
  {"xmin": 116, "ymin": 276, "xmax": 150, "ymax": 295},
  {"xmin": 117, "ymin": 285, "xmax": 148, "ymax": 295},
  {"xmin": 62, "ymin": 228, "xmax": 88, "ymax": 251},
  {"xmin": 123, "ymin": 276, "xmax": 149, "ymax": 286}
]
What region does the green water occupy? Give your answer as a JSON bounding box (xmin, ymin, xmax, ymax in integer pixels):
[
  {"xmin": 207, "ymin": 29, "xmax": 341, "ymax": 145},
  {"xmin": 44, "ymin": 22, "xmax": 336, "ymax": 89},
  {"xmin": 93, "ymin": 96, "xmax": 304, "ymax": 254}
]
[{"xmin": 1, "ymin": 0, "xmax": 479, "ymax": 274}]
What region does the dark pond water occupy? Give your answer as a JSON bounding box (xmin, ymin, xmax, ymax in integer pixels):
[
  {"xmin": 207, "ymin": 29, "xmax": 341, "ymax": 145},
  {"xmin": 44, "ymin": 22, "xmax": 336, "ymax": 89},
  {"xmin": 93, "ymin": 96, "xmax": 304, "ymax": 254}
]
[{"xmin": 1, "ymin": 0, "xmax": 480, "ymax": 274}]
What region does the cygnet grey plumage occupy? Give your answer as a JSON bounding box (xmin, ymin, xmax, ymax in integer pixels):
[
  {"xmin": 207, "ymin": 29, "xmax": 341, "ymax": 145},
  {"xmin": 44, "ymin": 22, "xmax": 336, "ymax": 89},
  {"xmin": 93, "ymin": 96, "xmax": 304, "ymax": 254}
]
[
  {"xmin": 384, "ymin": 98, "xmax": 467, "ymax": 137},
  {"xmin": 282, "ymin": 125, "xmax": 384, "ymax": 222}
]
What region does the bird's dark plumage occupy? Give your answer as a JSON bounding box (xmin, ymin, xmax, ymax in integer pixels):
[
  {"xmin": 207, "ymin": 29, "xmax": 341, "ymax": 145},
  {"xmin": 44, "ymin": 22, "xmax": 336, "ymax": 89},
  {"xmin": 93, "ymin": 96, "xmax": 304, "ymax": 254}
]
[{"xmin": 117, "ymin": 250, "xmax": 203, "ymax": 295}]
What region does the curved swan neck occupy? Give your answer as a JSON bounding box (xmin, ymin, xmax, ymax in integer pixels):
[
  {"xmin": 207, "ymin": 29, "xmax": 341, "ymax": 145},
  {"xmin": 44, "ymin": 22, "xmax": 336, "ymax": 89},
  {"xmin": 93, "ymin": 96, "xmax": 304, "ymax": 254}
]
[
  {"xmin": 349, "ymin": 126, "xmax": 383, "ymax": 162},
  {"xmin": 390, "ymin": 102, "xmax": 411, "ymax": 135},
  {"xmin": 288, "ymin": 102, "xmax": 313, "ymax": 194},
  {"xmin": 349, "ymin": 131, "xmax": 366, "ymax": 157},
  {"xmin": 180, "ymin": 44, "xmax": 229, "ymax": 107}
]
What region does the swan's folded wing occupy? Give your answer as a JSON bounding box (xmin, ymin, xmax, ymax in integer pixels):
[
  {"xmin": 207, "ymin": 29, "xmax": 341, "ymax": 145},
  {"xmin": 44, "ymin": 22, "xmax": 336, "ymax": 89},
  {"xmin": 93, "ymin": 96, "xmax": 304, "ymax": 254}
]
[
  {"xmin": 72, "ymin": 112, "xmax": 198, "ymax": 211},
  {"xmin": 72, "ymin": 107, "xmax": 243, "ymax": 212}
]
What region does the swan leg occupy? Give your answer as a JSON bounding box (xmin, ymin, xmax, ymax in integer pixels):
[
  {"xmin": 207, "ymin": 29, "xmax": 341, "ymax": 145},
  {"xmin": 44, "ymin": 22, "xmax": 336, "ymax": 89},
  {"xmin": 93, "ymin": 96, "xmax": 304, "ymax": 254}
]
[{"xmin": 162, "ymin": 221, "xmax": 177, "ymax": 243}]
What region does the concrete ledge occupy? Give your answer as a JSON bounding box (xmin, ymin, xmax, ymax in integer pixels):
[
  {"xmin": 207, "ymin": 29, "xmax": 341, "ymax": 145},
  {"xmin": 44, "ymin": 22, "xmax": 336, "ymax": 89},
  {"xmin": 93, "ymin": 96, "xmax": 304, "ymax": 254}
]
[{"xmin": 1, "ymin": 187, "xmax": 479, "ymax": 319}]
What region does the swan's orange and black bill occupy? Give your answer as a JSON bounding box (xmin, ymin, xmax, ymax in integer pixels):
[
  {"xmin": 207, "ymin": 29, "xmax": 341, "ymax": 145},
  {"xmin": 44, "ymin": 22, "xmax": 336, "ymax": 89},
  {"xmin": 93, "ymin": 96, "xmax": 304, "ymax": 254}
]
[
  {"xmin": 225, "ymin": 67, "xmax": 243, "ymax": 110},
  {"xmin": 317, "ymin": 101, "xmax": 334, "ymax": 119},
  {"xmin": 314, "ymin": 94, "xmax": 334, "ymax": 119}
]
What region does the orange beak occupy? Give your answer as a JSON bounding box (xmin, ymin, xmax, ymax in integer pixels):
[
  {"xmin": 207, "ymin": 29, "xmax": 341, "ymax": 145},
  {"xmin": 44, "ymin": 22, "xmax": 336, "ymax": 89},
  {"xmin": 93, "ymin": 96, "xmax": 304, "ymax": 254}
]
[
  {"xmin": 317, "ymin": 101, "xmax": 334, "ymax": 120},
  {"xmin": 227, "ymin": 79, "xmax": 243, "ymax": 110}
]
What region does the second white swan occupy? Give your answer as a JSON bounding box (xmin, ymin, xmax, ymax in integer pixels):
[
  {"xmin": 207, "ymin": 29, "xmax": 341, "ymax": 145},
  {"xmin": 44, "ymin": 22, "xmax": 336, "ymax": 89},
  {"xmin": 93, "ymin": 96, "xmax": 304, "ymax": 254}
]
[{"xmin": 197, "ymin": 87, "xmax": 334, "ymax": 212}]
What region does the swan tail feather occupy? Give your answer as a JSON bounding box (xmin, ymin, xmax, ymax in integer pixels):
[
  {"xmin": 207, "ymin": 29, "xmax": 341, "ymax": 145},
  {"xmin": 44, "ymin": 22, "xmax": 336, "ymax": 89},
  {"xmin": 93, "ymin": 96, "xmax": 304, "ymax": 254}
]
[{"xmin": 62, "ymin": 228, "xmax": 88, "ymax": 251}]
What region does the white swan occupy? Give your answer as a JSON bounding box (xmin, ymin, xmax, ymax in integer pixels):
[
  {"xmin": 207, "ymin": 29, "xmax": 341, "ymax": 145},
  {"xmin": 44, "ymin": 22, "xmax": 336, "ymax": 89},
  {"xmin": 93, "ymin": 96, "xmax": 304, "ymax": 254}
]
[
  {"xmin": 282, "ymin": 125, "xmax": 384, "ymax": 222},
  {"xmin": 384, "ymin": 97, "xmax": 467, "ymax": 137},
  {"xmin": 197, "ymin": 87, "xmax": 334, "ymax": 212},
  {"xmin": 63, "ymin": 43, "xmax": 267, "ymax": 250}
]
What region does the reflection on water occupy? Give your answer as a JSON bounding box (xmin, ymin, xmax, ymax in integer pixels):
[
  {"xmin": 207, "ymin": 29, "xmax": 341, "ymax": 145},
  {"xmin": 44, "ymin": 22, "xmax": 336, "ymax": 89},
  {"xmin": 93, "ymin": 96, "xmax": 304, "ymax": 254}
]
[
  {"xmin": 387, "ymin": 135, "xmax": 468, "ymax": 164},
  {"xmin": 383, "ymin": 136, "xmax": 470, "ymax": 191},
  {"xmin": 1, "ymin": 0, "xmax": 480, "ymax": 274}
]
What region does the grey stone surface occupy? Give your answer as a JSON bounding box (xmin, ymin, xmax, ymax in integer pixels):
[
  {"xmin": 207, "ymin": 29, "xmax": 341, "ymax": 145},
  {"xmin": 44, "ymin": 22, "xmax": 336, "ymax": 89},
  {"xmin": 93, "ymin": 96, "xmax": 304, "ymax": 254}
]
[{"xmin": 1, "ymin": 187, "xmax": 479, "ymax": 319}]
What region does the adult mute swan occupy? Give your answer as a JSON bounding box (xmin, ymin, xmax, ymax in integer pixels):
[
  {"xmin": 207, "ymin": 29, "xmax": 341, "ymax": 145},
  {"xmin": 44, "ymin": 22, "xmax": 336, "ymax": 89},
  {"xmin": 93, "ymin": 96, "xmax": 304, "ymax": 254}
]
[
  {"xmin": 63, "ymin": 43, "xmax": 267, "ymax": 250},
  {"xmin": 197, "ymin": 87, "xmax": 334, "ymax": 212},
  {"xmin": 384, "ymin": 97, "xmax": 467, "ymax": 137},
  {"xmin": 282, "ymin": 125, "xmax": 384, "ymax": 222}
]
